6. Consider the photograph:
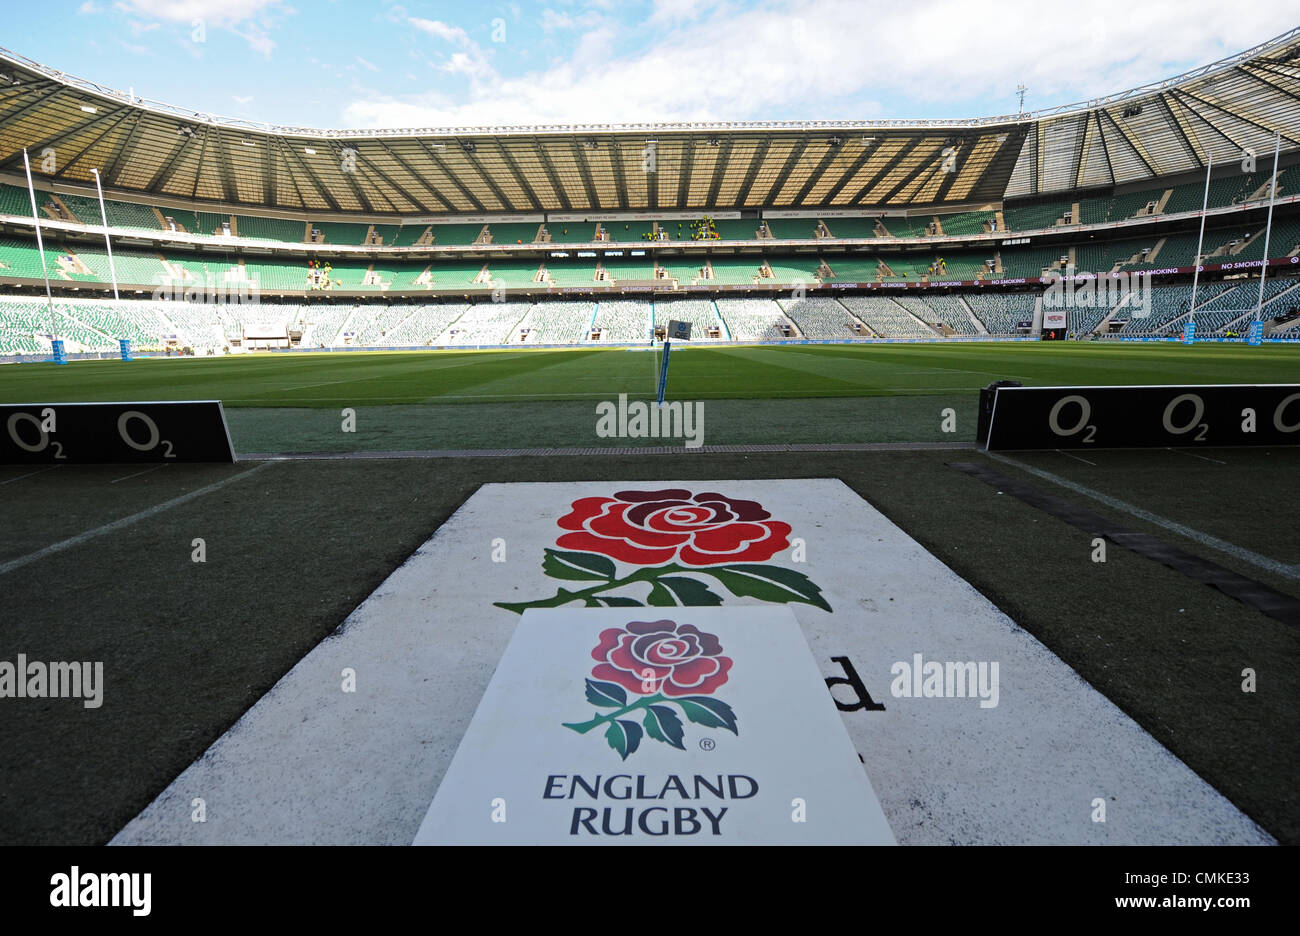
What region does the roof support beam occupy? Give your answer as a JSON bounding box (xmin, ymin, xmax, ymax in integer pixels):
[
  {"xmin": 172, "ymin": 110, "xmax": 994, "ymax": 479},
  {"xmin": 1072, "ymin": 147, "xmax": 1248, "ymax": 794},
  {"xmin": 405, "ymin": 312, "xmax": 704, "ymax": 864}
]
[
  {"xmin": 849, "ymin": 136, "xmax": 924, "ymax": 205},
  {"xmin": 211, "ymin": 127, "xmax": 238, "ymax": 204},
  {"xmin": 378, "ymin": 141, "xmax": 455, "ymax": 211},
  {"xmin": 0, "ymin": 102, "xmax": 117, "ymax": 171},
  {"xmin": 1158, "ymin": 92, "xmax": 1203, "ymax": 167},
  {"xmin": 820, "ymin": 143, "xmax": 875, "ymax": 204},
  {"xmin": 607, "ymin": 138, "xmax": 629, "ymax": 210},
  {"xmin": 533, "ymin": 139, "xmax": 570, "ymax": 211},
  {"xmin": 876, "ymin": 144, "xmax": 944, "ymax": 204},
  {"xmin": 61, "ymin": 108, "xmax": 133, "ymax": 176},
  {"xmin": 1176, "ymin": 84, "xmax": 1300, "ymax": 145},
  {"xmin": 733, "ymin": 139, "xmax": 770, "ymax": 207},
  {"xmin": 571, "ymin": 140, "xmax": 601, "ymax": 210},
  {"xmin": 765, "ymin": 138, "xmax": 810, "ymax": 206},
  {"xmin": 675, "ymin": 139, "xmax": 694, "ymax": 209},
  {"xmin": 146, "ymin": 132, "xmax": 195, "ymax": 193},
  {"xmin": 422, "ymin": 141, "xmax": 484, "ymax": 211},
  {"xmin": 280, "ymin": 142, "xmax": 341, "ymax": 211},
  {"xmin": 495, "ymin": 140, "xmax": 543, "ymax": 211},
  {"xmin": 1167, "ymin": 88, "xmax": 1248, "ymax": 154},
  {"xmin": 1100, "ymin": 109, "xmax": 1158, "ymax": 178},
  {"xmin": 705, "ymin": 139, "xmax": 732, "ymax": 207},
  {"xmin": 934, "ymin": 135, "xmax": 977, "ymax": 202},
  {"xmin": 793, "ymin": 140, "xmax": 847, "ymax": 205}
]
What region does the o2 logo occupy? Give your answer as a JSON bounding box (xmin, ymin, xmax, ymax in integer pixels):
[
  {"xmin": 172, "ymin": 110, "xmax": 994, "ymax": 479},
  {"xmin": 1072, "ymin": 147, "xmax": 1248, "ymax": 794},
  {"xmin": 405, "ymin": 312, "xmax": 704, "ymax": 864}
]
[
  {"xmin": 6, "ymin": 408, "xmax": 65, "ymax": 459},
  {"xmin": 117, "ymin": 410, "xmax": 177, "ymax": 458},
  {"xmin": 1047, "ymin": 394, "xmax": 1097, "ymax": 443},
  {"xmin": 1161, "ymin": 393, "xmax": 1208, "ymax": 442}
]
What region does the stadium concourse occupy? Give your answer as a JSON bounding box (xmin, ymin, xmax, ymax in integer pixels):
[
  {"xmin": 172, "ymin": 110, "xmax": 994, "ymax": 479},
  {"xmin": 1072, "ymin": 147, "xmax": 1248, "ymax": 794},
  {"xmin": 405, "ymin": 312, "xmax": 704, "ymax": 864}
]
[{"xmin": 0, "ymin": 27, "xmax": 1299, "ymax": 851}]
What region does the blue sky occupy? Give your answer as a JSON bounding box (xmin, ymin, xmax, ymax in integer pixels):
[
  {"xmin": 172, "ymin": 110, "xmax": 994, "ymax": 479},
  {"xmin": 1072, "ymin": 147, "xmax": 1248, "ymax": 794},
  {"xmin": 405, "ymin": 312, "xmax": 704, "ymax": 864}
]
[{"xmin": 2, "ymin": 1, "xmax": 1293, "ymax": 129}]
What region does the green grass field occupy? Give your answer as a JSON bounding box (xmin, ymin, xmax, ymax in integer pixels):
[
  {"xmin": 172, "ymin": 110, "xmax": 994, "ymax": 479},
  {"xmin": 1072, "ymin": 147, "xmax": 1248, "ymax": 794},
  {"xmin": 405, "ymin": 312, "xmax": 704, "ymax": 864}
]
[
  {"xmin": 3, "ymin": 342, "xmax": 1296, "ymax": 453},
  {"xmin": 1, "ymin": 340, "xmax": 1297, "ymax": 845}
]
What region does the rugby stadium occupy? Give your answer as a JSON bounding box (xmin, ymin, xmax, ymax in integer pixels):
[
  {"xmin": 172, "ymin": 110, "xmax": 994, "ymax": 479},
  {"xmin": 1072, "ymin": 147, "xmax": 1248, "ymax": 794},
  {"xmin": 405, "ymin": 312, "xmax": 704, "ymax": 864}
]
[{"xmin": 1, "ymin": 3, "xmax": 1298, "ymax": 879}]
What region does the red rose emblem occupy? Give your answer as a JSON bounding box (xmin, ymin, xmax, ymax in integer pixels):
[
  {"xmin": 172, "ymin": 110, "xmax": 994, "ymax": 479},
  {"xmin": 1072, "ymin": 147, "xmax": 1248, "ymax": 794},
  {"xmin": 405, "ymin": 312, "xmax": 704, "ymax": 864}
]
[
  {"xmin": 591, "ymin": 619, "xmax": 732, "ymax": 697},
  {"xmin": 556, "ymin": 489, "xmax": 792, "ymax": 567}
]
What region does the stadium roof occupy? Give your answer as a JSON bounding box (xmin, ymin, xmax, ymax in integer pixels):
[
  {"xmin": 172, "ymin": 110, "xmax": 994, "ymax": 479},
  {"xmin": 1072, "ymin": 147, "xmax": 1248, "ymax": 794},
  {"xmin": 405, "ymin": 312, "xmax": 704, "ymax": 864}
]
[{"xmin": 0, "ymin": 28, "xmax": 1297, "ymax": 216}]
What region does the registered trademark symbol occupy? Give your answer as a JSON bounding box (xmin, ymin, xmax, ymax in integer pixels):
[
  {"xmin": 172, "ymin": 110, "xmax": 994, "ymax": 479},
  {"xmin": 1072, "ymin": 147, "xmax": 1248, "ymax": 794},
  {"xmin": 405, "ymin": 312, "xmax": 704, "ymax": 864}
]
[{"xmin": 699, "ymin": 738, "xmax": 715, "ymax": 751}]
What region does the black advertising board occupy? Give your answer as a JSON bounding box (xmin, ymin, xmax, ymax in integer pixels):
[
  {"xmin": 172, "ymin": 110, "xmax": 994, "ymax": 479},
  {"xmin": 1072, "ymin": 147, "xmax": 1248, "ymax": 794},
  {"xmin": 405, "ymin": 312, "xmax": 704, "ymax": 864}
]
[
  {"xmin": 0, "ymin": 401, "xmax": 236, "ymax": 464},
  {"xmin": 983, "ymin": 385, "xmax": 1300, "ymax": 450}
]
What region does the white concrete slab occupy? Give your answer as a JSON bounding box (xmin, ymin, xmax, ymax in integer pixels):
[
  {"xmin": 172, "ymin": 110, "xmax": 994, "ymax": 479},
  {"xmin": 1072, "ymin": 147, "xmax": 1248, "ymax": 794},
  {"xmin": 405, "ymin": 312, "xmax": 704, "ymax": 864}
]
[
  {"xmin": 415, "ymin": 607, "xmax": 896, "ymax": 845},
  {"xmin": 112, "ymin": 479, "xmax": 1274, "ymax": 845}
]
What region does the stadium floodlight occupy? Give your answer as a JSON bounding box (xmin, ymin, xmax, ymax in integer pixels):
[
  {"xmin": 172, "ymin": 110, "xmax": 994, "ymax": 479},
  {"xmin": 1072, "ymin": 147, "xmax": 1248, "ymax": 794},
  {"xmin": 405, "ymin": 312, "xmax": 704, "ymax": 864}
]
[
  {"xmin": 303, "ymin": 147, "xmax": 316, "ymax": 155},
  {"xmin": 79, "ymin": 104, "xmax": 97, "ymax": 114},
  {"xmin": 461, "ymin": 141, "xmax": 477, "ymax": 154},
  {"xmin": 827, "ymin": 136, "xmax": 843, "ymax": 146}
]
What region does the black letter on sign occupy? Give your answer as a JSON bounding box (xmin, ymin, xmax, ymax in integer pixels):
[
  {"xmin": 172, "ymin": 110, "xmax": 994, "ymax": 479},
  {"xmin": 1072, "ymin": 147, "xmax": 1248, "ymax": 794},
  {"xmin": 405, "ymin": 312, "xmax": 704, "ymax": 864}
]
[{"xmin": 826, "ymin": 656, "xmax": 885, "ymax": 712}]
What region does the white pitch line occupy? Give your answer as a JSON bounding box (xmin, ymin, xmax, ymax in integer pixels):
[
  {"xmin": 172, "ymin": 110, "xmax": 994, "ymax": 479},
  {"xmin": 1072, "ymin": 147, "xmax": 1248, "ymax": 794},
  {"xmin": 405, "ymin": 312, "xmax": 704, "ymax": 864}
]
[
  {"xmin": 0, "ymin": 466, "xmax": 58, "ymax": 486},
  {"xmin": 1165, "ymin": 447, "xmax": 1227, "ymax": 465},
  {"xmin": 1055, "ymin": 449, "xmax": 1097, "ymax": 466},
  {"xmin": 0, "ymin": 462, "xmax": 274, "ymax": 577},
  {"xmin": 109, "ymin": 464, "xmax": 169, "ymax": 484},
  {"xmin": 986, "ymin": 451, "xmax": 1300, "ymax": 582}
]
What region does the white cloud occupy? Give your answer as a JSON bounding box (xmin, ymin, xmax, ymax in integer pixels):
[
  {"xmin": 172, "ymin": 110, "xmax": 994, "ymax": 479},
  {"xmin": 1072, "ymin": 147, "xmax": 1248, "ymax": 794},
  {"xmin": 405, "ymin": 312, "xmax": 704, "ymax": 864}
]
[
  {"xmin": 112, "ymin": 0, "xmax": 284, "ymax": 56},
  {"xmin": 339, "ymin": 0, "xmax": 1286, "ymax": 128},
  {"xmin": 112, "ymin": 0, "xmax": 281, "ymax": 22},
  {"xmin": 230, "ymin": 26, "xmax": 275, "ymax": 58},
  {"xmin": 440, "ymin": 51, "xmax": 493, "ymax": 81},
  {"xmin": 79, "ymin": 1, "xmax": 104, "ymax": 13},
  {"xmin": 232, "ymin": 94, "xmax": 254, "ymax": 105},
  {"xmin": 356, "ymin": 56, "xmax": 380, "ymax": 73},
  {"xmin": 409, "ymin": 17, "xmax": 472, "ymax": 46}
]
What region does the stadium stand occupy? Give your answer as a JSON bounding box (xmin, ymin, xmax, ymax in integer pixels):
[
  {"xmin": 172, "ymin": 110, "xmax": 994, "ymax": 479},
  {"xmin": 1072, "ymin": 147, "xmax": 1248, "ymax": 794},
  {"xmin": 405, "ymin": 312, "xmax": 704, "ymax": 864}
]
[
  {"xmin": 653, "ymin": 299, "xmax": 723, "ymax": 339},
  {"xmin": 588, "ymin": 299, "xmax": 650, "ymax": 342},
  {"xmin": 512, "ymin": 301, "xmax": 594, "ymax": 343},
  {"xmin": 836, "ymin": 295, "xmax": 937, "ymax": 338},
  {"xmin": 1004, "ymin": 199, "xmax": 1074, "ymax": 231},
  {"xmin": 820, "ymin": 217, "xmax": 878, "ymax": 239},
  {"xmin": 937, "ymin": 211, "xmax": 994, "ymax": 236},
  {"xmin": 382, "ymin": 304, "xmax": 472, "ymax": 346},
  {"xmin": 778, "ymin": 297, "xmax": 866, "ymax": 338},
  {"xmin": 487, "ymin": 222, "xmax": 542, "ymax": 245},
  {"xmin": 233, "ymin": 214, "xmax": 305, "ymax": 243},
  {"xmin": 964, "ymin": 292, "xmax": 1034, "ymax": 335},
  {"xmin": 896, "ymin": 294, "xmax": 981, "ymax": 335},
  {"xmin": 715, "ymin": 298, "xmax": 794, "ymax": 341}
]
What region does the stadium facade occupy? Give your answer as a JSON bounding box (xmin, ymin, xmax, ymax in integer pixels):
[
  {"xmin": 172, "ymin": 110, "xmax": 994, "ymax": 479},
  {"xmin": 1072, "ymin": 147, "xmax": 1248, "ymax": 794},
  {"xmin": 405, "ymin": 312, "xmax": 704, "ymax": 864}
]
[{"xmin": 0, "ymin": 29, "xmax": 1298, "ymax": 354}]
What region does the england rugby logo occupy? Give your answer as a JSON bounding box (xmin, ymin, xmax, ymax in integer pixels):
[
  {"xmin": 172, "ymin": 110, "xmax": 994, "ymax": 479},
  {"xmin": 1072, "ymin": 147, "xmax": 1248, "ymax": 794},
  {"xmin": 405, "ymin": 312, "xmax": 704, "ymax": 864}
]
[
  {"xmin": 495, "ymin": 488, "xmax": 830, "ymax": 613},
  {"xmin": 562, "ymin": 620, "xmax": 738, "ymax": 760}
]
